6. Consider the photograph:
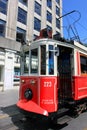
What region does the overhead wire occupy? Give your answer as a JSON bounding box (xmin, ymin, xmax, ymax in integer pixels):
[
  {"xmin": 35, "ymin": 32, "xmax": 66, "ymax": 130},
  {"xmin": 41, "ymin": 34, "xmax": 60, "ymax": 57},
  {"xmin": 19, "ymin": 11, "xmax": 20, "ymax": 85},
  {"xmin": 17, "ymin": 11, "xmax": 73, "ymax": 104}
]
[
  {"xmin": 1, "ymin": 0, "xmax": 87, "ymax": 43},
  {"xmin": 56, "ymin": 0, "xmax": 87, "ymax": 43}
]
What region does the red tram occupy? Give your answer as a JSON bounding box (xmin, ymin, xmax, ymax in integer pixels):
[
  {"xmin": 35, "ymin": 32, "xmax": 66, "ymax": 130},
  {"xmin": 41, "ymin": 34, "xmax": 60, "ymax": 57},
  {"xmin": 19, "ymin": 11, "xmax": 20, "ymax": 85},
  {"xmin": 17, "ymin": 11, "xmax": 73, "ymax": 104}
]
[{"xmin": 17, "ymin": 30, "xmax": 87, "ymax": 120}]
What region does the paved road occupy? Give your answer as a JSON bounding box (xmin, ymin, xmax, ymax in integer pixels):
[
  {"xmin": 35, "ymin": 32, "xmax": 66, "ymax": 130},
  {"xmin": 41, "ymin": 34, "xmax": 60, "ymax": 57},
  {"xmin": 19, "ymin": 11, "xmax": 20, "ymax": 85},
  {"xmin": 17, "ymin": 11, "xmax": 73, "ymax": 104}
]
[
  {"xmin": 0, "ymin": 87, "xmax": 19, "ymax": 107},
  {"xmin": 0, "ymin": 87, "xmax": 23, "ymax": 130},
  {"xmin": 0, "ymin": 88, "xmax": 87, "ymax": 130},
  {"xmin": 61, "ymin": 112, "xmax": 87, "ymax": 130},
  {"xmin": 0, "ymin": 109, "xmax": 87, "ymax": 130}
]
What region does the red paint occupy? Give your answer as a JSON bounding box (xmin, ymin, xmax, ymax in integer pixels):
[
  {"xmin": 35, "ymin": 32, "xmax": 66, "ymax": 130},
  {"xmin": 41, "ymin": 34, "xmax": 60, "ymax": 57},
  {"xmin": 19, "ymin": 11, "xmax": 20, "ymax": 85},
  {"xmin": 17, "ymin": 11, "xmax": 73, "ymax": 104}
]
[
  {"xmin": 72, "ymin": 76, "xmax": 87, "ymax": 100},
  {"xmin": 76, "ymin": 52, "xmax": 81, "ymax": 75},
  {"xmin": 40, "ymin": 77, "xmax": 58, "ymax": 112},
  {"xmin": 35, "ymin": 28, "xmax": 52, "ymax": 40},
  {"xmin": 17, "ymin": 76, "xmax": 58, "ymax": 115},
  {"xmin": 19, "ymin": 76, "xmax": 38, "ymax": 103},
  {"xmin": 17, "ymin": 99, "xmax": 48, "ymax": 116},
  {"xmin": 17, "ymin": 75, "xmax": 87, "ymax": 116}
]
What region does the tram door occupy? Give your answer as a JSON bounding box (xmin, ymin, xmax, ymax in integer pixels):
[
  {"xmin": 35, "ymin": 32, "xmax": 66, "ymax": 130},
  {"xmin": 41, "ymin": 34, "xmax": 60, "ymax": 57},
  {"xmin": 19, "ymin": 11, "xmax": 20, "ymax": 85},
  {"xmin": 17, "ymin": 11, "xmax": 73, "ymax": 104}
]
[{"xmin": 58, "ymin": 47, "xmax": 72, "ymax": 105}]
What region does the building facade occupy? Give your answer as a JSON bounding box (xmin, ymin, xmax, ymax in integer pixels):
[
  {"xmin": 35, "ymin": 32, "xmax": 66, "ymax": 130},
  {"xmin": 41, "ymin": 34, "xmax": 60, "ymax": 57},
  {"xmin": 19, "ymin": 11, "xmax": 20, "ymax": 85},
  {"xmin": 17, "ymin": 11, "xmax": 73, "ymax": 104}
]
[{"xmin": 0, "ymin": 0, "xmax": 62, "ymax": 91}]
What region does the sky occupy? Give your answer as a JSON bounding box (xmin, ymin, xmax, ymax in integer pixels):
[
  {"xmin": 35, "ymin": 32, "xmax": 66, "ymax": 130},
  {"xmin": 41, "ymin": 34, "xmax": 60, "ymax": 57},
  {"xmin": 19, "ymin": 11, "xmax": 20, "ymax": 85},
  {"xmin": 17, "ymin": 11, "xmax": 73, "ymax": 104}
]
[{"xmin": 62, "ymin": 0, "xmax": 87, "ymax": 44}]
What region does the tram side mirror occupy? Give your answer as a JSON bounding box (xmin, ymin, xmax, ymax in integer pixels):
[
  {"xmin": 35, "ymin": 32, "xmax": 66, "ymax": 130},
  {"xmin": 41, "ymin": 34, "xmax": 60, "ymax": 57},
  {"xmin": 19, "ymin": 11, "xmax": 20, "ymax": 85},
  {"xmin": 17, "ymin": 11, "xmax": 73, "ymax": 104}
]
[{"xmin": 55, "ymin": 47, "xmax": 59, "ymax": 56}]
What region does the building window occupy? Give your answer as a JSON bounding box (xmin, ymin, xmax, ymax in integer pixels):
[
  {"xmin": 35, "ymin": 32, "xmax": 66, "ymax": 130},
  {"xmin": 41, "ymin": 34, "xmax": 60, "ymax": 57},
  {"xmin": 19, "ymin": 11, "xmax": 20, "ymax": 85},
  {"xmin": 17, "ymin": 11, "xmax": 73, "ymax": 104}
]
[
  {"xmin": 0, "ymin": 0, "xmax": 8, "ymax": 15},
  {"xmin": 0, "ymin": 19, "xmax": 6, "ymax": 36},
  {"xmin": 56, "ymin": 18, "xmax": 60, "ymax": 29},
  {"xmin": 15, "ymin": 54, "xmax": 20, "ymax": 63},
  {"xmin": 56, "ymin": 6, "xmax": 60, "ymax": 16},
  {"xmin": 0, "ymin": 66, "xmax": 4, "ymax": 82},
  {"xmin": 56, "ymin": 0, "xmax": 60, "ymax": 4},
  {"xmin": 47, "ymin": 25, "xmax": 52, "ymax": 31},
  {"xmin": 16, "ymin": 27, "xmax": 26, "ymax": 43},
  {"xmin": 47, "ymin": 11, "xmax": 52, "ymax": 23},
  {"xmin": 34, "ymin": 17, "xmax": 41, "ymax": 32},
  {"xmin": 17, "ymin": 7, "xmax": 27, "ymax": 25},
  {"xmin": 35, "ymin": 1, "xmax": 41, "ymax": 16},
  {"xmin": 47, "ymin": 0, "xmax": 52, "ymax": 9},
  {"xmin": 14, "ymin": 68, "xmax": 20, "ymax": 81},
  {"xmin": 19, "ymin": 0, "xmax": 27, "ymax": 6},
  {"xmin": 80, "ymin": 55, "xmax": 87, "ymax": 75}
]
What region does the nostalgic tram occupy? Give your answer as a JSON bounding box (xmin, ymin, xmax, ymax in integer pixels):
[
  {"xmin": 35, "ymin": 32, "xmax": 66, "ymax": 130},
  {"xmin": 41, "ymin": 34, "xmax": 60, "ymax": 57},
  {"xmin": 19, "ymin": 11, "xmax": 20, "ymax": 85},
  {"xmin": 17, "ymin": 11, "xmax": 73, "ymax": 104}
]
[{"xmin": 17, "ymin": 29, "xmax": 87, "ymax": 119}]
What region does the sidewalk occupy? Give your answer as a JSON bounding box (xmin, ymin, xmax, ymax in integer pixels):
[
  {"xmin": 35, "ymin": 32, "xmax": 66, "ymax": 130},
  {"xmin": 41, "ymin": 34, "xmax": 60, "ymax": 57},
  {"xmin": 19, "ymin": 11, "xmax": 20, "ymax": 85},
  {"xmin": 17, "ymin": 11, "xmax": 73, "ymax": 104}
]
[
  {"xmin": 0, "ymin": 87, "xmax": 24, "ymax": 130},
  {"xmin": 0, "ymin": 87, "xmax": 19, "ymax": 107}
]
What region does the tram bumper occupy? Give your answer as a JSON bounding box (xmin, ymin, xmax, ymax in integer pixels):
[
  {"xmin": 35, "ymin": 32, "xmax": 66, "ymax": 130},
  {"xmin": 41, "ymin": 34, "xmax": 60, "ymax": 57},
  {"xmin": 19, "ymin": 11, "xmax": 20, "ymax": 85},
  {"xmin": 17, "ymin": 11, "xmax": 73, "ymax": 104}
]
[{"xmin": 17, "ymin": 99, "xmax": 48, "ymax": 116}]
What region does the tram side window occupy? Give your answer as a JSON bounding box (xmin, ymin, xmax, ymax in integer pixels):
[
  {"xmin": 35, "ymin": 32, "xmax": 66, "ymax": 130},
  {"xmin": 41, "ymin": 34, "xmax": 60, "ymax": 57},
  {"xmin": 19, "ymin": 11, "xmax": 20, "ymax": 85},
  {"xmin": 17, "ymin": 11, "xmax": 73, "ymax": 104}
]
[
  {"xmin": 41, "ymin": 45, "xmax": 46, "ymax": 75},
  {"xmin": 49, "ymin": 45, "xmax": 54, "ymax": 75},
  {"xmin": 80, "ymin": 55, "xmax": 87, "ymax": 74},
  {"xmin": 24, "ymin": 51, "xmax": 29, "ymax": 74},
  {"xmin": 30, "ymin": 49, "xmax": 38, "ymax": 73}
]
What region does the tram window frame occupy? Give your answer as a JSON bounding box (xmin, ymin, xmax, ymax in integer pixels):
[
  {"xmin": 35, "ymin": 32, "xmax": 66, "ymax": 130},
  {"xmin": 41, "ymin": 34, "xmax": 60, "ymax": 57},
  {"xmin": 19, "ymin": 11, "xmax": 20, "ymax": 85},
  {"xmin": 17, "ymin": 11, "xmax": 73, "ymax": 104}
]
[
  {"xmin": 30, "ymin": 48, "xmax": 38, "ymax": 74},
  {"xmin": 80, "ymin": 54, "xmax": 87, "ymax": 75},
  {"xmin": 40, "ymin": 45, "xmax": 46, "ymax": 75},
  {"xmin": 24, "ymin": 51, "xmax": 29, "ymax": 74},
  {"xmin": 48, "ymin": 45, "xmax": 54, "ymax": 75}
]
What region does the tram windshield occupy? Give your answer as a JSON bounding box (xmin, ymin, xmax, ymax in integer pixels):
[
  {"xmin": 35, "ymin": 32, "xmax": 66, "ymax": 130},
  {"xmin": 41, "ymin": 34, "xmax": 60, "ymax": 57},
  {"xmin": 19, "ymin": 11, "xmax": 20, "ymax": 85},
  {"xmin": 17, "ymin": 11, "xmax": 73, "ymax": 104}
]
[
  {"xmin": 48, "ymin": 45, "xmax": 54, "ymax": 75},
  {"xmin": 24, "ymin": 51, "xmax": 29, "ymax": 74},
  {"xmin": 20, "ymin": 45, "xmax": 29, "ymax": 75},
  {"xmin": 40, "ymin": 44, "xmax": 54, "ymax": 75},
  {"xmin": 40, "ymin": 45, "xmax": 46, "ymax": 75},
  {"xmin": 30, "ymin": 48, "xmax": 38, "ymax": 74},
  {"xmin": 21, "ymin": 44, "xmax": 55, "ymax": 76}
]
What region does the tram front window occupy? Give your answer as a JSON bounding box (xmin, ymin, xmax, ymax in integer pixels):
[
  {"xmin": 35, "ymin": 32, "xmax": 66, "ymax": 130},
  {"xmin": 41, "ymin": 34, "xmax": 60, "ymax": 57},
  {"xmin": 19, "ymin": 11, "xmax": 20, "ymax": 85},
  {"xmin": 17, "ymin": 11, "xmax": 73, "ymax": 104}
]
[
  {"xmin": 24, "ymin": 51, "xmax": 29, "ymax": 74},
  {"xmin": 41, "ymin": 45, "xmax": 46, "ymax": 75},
  {"xmin": 30, "ymin": 48, "xmax": 38, "ymax": 73},
  {"xmin": 49, "ymin": 45, "xmax": 54, "ymax": 75}
]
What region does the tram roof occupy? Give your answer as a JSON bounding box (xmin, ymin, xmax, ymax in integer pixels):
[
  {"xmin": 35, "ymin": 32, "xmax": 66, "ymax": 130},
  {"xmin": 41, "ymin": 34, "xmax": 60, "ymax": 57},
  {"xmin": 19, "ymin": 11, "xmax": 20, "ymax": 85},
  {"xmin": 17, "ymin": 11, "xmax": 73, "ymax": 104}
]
[{"xmin": 23, "ymin": 38, "xmax": 87, "ymax": 55}]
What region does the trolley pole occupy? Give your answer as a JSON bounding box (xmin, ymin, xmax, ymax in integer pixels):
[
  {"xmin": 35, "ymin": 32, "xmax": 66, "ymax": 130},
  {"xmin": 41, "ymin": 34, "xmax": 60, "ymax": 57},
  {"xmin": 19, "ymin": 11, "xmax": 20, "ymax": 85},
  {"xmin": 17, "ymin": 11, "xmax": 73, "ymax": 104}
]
[{"xmin": 58, "ymin": 10, "xmax": 76, "ymax": 19}]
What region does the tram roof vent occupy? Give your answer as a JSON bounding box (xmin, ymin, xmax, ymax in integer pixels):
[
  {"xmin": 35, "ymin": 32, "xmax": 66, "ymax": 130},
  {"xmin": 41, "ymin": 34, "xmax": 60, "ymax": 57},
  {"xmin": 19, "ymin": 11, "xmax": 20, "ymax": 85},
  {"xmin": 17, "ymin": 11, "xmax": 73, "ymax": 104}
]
[
  {"xmin": 34, "ymin": 28, "xmax": 52, "ymax": 40},
  {"xmin": 53, "ymin": 33, "xmax": 74, "ymax": 44},
  {"xmin": 40, "ymin": 28, "xmax": 52, "ymax": 38},
  {"xmin": 53, "ymin": 34, "xmax": 66, "ymax": 42}
]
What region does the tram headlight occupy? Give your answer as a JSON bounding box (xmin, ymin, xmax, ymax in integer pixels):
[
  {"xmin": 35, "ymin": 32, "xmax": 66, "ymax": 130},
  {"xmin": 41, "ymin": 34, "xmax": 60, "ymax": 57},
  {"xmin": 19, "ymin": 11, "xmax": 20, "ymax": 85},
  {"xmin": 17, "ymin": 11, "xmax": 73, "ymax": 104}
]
[{"xmin": 24, "ymin": 88, "xmax": 33, "ymax": 100}]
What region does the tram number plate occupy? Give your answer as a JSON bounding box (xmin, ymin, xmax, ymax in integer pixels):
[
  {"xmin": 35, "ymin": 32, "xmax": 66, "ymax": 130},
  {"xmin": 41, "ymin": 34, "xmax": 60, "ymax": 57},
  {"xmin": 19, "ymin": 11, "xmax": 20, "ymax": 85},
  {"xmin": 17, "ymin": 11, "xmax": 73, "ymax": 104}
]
[{"xmin": 44, "ymin": 82, "xmax": 52, "ymax": 87}]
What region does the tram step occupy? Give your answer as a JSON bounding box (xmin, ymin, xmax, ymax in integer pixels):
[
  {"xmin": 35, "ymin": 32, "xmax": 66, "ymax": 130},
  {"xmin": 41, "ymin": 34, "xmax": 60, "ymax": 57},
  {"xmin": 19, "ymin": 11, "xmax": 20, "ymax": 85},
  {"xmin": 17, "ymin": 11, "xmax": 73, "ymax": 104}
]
[
  {"xmin": 58, "ymin": 115, "xmax": 72, "ymax": 124},
  {"xmin": 57, "ymin": 108, "xmax": 69, "ymax": 118}
]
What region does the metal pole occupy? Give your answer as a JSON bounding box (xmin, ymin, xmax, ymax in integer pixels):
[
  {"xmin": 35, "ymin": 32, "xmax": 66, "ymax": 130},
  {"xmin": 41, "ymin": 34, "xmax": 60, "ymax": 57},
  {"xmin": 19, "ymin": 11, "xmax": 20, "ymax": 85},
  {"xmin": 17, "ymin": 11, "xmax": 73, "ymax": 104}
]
[{"xmin": 58, "ymin": 10, "xmax": 76, "ymax": 19}]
